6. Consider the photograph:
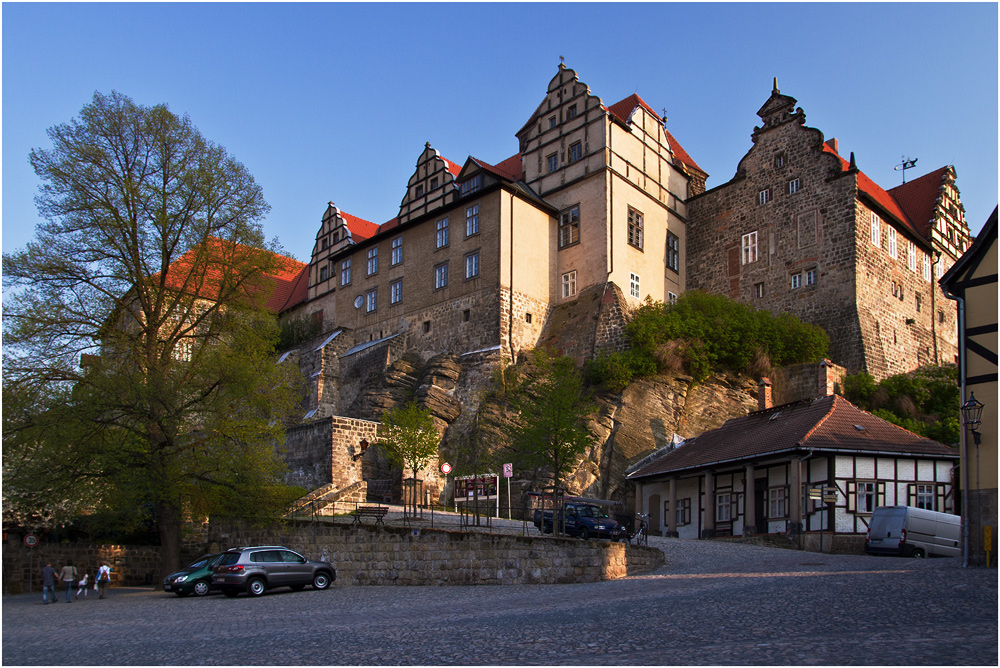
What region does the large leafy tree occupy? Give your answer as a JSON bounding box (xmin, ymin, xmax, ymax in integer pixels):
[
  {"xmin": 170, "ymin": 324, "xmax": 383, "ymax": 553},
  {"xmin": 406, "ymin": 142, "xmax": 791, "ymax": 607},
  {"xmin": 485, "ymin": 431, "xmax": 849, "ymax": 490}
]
[
  {"xmin": 377, "ymin": 402, "xmax": 440, "ymax": 517},
  {"xmin": 3, "ymin": 91, "xmax": 303, "ymax": 581}
]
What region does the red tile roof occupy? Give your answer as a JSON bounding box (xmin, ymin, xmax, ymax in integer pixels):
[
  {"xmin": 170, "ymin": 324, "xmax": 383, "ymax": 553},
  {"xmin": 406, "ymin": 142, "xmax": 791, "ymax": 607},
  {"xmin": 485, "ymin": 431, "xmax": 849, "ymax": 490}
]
[
  {"xmin": 606, "ymin": 94, "xmax": 703, "ymax": 173},
  {"xmin": 442, "ymin": 157, "xmax": 463, "ymax": 178},
  {"xmin": 887, "ymin": 166, "xmax": 951, "ymax": 241},
  {"xmin": 341, "ymin": 211, "xmax": 380, "ymax": 242},
  {"xmin": 273, "ymin": 265, "xmax": 309, "ymax": 313},
  {"xmin": 628, "ymin": 395, "xmax": 956, "ymax": 480},
  {"xmin": 469, "ymin": 154, "xmax": 523, "ymax": 182},
  {"xmin": 821, "ymin": 143, "xmax": 925, "ymax": 242}
]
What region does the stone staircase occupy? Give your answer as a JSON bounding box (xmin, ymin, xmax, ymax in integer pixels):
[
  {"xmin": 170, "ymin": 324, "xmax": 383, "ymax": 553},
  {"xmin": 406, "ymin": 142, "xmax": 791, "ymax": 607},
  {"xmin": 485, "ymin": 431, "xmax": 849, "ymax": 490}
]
[{"xmin": 285, "ymin": 480, "xmax": 367, "ymax": 517}]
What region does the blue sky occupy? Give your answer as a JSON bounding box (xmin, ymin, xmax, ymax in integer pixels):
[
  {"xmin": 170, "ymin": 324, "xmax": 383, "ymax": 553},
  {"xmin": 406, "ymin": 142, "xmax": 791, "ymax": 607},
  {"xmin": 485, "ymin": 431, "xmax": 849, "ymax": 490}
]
[{"xmin": 3, "ymin": 3, "xmax": 997, "ymax": 263}]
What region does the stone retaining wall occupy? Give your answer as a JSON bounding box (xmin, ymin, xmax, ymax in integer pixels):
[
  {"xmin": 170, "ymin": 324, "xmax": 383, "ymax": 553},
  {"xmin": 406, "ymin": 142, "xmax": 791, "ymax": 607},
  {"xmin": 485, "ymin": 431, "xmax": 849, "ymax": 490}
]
[{"xmin": 207, "ymin": 518, "xmax": 664, "ymax": 586}]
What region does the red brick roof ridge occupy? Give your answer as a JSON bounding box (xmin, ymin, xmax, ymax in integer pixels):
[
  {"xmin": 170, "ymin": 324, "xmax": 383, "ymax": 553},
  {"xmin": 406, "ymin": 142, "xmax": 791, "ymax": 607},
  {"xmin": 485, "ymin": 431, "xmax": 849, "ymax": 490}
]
[{"xmin": 797, "ymin": 394, "xmax": 841, "ymax": 447}]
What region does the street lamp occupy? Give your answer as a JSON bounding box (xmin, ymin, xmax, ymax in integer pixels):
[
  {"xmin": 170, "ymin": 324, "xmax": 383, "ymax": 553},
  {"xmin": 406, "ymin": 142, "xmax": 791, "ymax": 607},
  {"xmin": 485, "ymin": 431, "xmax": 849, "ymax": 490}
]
[{"xmin": 961, "ymin": 393, "xmax": 984, "ymax": 445}]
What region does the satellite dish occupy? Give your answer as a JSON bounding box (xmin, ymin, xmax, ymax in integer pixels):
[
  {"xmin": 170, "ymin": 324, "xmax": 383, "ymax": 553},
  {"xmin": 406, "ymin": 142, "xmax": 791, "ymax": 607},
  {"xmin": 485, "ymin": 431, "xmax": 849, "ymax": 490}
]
[{"xmin": 353, "ymin": 296, "xmax": 364, "ymax": 309}]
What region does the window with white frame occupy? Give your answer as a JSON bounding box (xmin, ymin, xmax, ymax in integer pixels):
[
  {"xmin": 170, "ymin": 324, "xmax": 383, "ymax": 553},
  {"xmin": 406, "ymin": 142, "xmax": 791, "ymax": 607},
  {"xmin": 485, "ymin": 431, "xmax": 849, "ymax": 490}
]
[
  {"xmin": 788, "ymin": 178, "xmax": 800, "ymax": 194},
  {"xmin": 561, "ymin": 270, "xmax": 577, "ymax": 298},
  {"xmin": 806, "ymin": 268, "xmax": 817, "ymax": 286},
  {"xmin": 908, "ymin": 241, "xmax": 917, "ymax": 272},
  {"xmin": 466, "ymin": 204, "xmax": 479, "ymax": 237},
  {"xmin": 887, "ymin": 227, "xmax": 897, "ymax": 259},
  {"xmin": 559, "ymin": 206, "xmax": 580, "ymax": 248},
  {"xmin": 911, "ymin": 483, "xmax": 938, "ymax": 510},
  {"xmin": 754, "ymin": 282, "xmax": 765, "ymax": 298},
  {"xmin": 630, "ymin": 273, "xmax": 640, "ymax": 299},
  {"xmin": 340, "ymin": 258, "xmax": 352, "ymax": 286},
  {"xmin": 667, "ymin": 498, "xmax": 691, "ymax": 526},
  {"xmin": 768, "ymin": 487, "xmax": 788, "ymax": 519},
  {"xmin": 666, "ymin": 231, "xmax": 679, "ymax": 272},
  {"xmin": 791, "ymin": 273, "xmax": 802, "ymax": 290},
  {"xmin": 716, "ymin": 493, "xmax": 732, "ymax": 523},
  {"xmin": 367, "ymin": 247, "xmax": 378, "ymax": 276},
  {"xmin": 742, "ymin": 231, "xmax": 758, "ymax": 264},
  {"xmin": 870, "ymin": 212, "xmax": 881, "ymax": 247},
  {"xmin": 391, "ymin": 236, "xmax": 403, "ymax": 266},
  {"xmin": 924, "ymin": 255, "xmax": 932, "ymax": 282},
  {"xmin": 434, "ymin": 263, "xmax": 448, "ymax": 290},
  {"xmin": 855, "ymin": 481, "xmax": 877, "ymax": 514},
  {"xmin": 774, "ymin": 154, "xmax": 785, "ymax": 168},
  {"xmin": 460, "ymin": 175, "xmax": 482, "ymax": 195},
  {"xmin": 547, "ymin": 153, "xmax": 558, "ymax": 173},
  {"xmin": 758, "ymin": 189, "xmax": 771, "ymax": 205},
  {"xmin": 465, "ymin": 252, "xmax": 480, "ymax": 279},
  {"xmin": 436, "ymin": 218, "xmax": 449, "ymax": 249},
  {"xmin": 390, "ymin": 279, "xmax": 402, "ymax": 305},
  {"xmin": 668, "ymin": 291, "xmax": 678, "ymax": 305},
  {"xmin": 365, "ymin": 288, "xmax": 377, "ymax": 313},
  {"xmin": 628, "ymin": 208, "xmax": 643, "ymax": 250}
]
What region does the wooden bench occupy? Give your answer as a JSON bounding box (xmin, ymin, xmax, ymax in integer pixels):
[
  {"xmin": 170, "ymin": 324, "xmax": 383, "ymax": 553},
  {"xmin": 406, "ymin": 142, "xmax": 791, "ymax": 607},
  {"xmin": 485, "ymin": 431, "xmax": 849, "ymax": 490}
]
[{"xmin": 351, "ymin": 505, "xmax": 389, "ymax": 526}]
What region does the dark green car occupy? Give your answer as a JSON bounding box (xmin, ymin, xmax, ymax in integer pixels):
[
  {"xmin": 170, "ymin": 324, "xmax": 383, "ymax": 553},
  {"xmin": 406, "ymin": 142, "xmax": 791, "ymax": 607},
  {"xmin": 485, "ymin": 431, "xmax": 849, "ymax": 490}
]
[{"xmin": 163, "ymin": 554, "xmax": 225, "ymax": 597}]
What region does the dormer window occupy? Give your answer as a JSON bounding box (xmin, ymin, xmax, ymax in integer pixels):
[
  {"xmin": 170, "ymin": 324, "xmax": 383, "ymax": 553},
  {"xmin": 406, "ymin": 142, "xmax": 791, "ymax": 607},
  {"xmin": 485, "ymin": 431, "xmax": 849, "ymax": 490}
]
[{"xmin": 460, "ymin": 175, "xmax": 482, "ymax": 195}]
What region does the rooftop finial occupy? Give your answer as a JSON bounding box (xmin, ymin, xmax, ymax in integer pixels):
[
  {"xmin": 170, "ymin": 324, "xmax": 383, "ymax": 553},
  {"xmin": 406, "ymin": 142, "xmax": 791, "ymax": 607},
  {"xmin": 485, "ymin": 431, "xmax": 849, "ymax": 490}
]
[
  {"xmin": 559, "ymin": 55, "xmax": 565, "ymax": 67},
  {"xmin": 772, "ymin": 77, "xmax": 779, "ymax": 95}
]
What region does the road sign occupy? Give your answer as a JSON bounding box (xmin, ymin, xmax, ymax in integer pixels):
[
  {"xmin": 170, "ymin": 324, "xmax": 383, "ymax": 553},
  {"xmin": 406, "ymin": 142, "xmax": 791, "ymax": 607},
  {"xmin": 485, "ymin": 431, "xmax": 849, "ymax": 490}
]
[
  {"xmin": 503, "ymin": 463, "xmax": 513, "ymax": 478},
  {"xmin": 823, "ymin": 494, "xmax": 838, "ymax": 503},
  {"xmin": 23, "ymin": 534, "xmax": 38, "ymax": 548},
  {"xmin": 440, "ymin": 462, "xmax": 452, "ymax": 474},
  {"xmin": 808, "ymin": 488, "xmax": 823, "ymax": 499}
]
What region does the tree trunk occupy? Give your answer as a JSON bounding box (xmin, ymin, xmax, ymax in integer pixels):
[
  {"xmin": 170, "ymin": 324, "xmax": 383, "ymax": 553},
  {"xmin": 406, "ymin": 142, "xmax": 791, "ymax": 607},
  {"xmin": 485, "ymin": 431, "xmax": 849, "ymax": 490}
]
[{"xmin": 156, "ymin": 500, "xmax": 182, "ymax": 591}]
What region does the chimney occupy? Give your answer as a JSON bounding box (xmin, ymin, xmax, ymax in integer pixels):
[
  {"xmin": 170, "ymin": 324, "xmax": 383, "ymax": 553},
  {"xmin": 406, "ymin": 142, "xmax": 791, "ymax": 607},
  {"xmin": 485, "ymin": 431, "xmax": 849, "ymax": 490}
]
[
  {"xmin": 758, "ymin": 377, "xmax": 773, "ymax": 411},
  {"xmin": 825, "ymin": 138, "xmax": 839, "ymax": 154},
  {"xmin": 818, "ymin": 359, "xmax": 835, "ymax": 397}
]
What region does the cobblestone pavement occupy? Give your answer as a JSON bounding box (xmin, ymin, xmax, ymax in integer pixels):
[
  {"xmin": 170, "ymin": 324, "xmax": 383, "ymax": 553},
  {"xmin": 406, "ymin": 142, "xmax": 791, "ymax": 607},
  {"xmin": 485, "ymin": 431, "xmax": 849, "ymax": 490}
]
[{"xmin": 3, "ymin": 536, "xmax": 996, "ymax": 666}]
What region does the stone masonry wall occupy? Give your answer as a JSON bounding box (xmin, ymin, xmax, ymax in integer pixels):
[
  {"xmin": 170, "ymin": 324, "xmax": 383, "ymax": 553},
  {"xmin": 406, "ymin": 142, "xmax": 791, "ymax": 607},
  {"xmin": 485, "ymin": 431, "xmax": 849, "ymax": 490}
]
[
  {"xmin": 282, "ymin": 415, "xmax": 379, "ymax": 492},
  {"xmin": 2, "ymin": 537, "xmax": 161, "ymax": 594},
  {"xmin": 207, "ymin": 518, "xmax": 664, "ymax": 586}
]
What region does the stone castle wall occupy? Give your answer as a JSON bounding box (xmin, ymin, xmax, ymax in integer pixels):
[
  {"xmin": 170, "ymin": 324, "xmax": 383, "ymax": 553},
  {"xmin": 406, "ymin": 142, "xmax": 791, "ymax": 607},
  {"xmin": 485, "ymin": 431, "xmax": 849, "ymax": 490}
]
[
  {"xmin": 282, "ymin": 415, "xmax": 379, "ymax": 492},
  {"xmin": 2, "ymin": 537, "xmax": 161, "ymax": 594},
  {"xmin": 207, "ymin": 518, "xmax": 664, "ymax": 586}
]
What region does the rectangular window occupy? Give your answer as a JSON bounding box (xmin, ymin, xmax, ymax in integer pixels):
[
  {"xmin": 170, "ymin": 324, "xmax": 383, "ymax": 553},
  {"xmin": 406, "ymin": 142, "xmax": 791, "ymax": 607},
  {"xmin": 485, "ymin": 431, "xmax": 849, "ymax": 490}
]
[
  {"xmin": 855, "ymin": 481, "xmax": 877, "ymax": 514},
  {"xmin": 672, "ymin": 498, "xmax": 691, "ymax": 526},
  {"xmin": 391, "ymin": 236, "xmax": 403, "ymax": 266},
  {"xmin": 559, "ymin": 206, "xmax": 580, "ymax": 248},
  {"xmin": 870, "ymin": 212, "xmax": 881, "ymax": 247},
  {"xmin": 666, "ymin": 231, "xmax": 679, "ymax": 273},
  {"xmin": 460, "ymin": 175, "xmax": 482, "ymax": 195},
  {"xmin": 774, "ymin": 154, "xmax": 785, "ymax": 168},
  {"xmin": 768, "ymin": 487, "xmax": 788, "ymax": 519},
  {"xmin": 466, "ymin": 204, "xmax": 479, "ymax": 237},
  {"xmin": 436, "ymin": 218, "xmax": 449, "ymax": 249},
  {"xmin": 390, "ymin": 279, "xmax": 402, "ymax": 305},
  {"xmin": 525, "ymin": 313, "xmax": 532, "ymax": 324},
  {"xmin": 754, "ymin": 282, "xmax": 765, "ymax": 298},
  {"xmin": 788, "ymin": 178, "xmax": 800, "ymax": 194},
  {"xmin": 435, "ymin": 263, "xmax": 448, "ymax": 290},
  {"xmin": 908, "ymin": 241, "xmax": 917, "ymax": 272},
  {"xmin": 790, "ymin": 273, "xmax": 802, "ymax": 290},
  {"xmin": 758, "ymin": 189, "xmax": 771, "ymax": 205},
  {"xmin": 465, "ymin": 252, "xmax": 480, "ymax": 279},
  {"xmin": 365, "ymin": 288, "xmax": 377, "ymax": 313},
  {"xmin": 630, "ymin": 273, "xmax": 640, "ymax": 299},
  {"xmin": 561, "ymin": 270, "xmax": 577, "ymax": 298},
  {"xmin": 667, "ymin": 291, "xmax": 678, "ymax": 305},
  {"xmin": 548, "ymin": 115, "xmax": 557, "ymax": 129},
  {"xmin": 627, "ymin": 208, "xmax": 644, "ymax": 250},
  {"xmin": 924, "ymin": 255, "xmax": 932, "ymax": 282},
  {"xmin": 567, "ymin": 103, "xmax": 578, "ymax": 119},
  {"xmin": 915, "ymin": 293, "xmax": 922, "ymax": 312},
  {"xmin": 415, "ymin": 184, "xmax": 424, "ymax": 198},
  {"xmin": 430, "ymin": 177, "xmax": 438, "ymax": 190},
  {"xmin": 806, "ymin": 269, "xmax": 817, "ymax": 286},
  {"xmin": 887, "ymin": 227, "xmax": 897, "ymax": 259},
  {"xmin": 569, "ymin": 142, "xmax": 582, "ymax": 163},
  {"xmin": 914, "ymin": 484, "xmax": 935, "ymax": 510},
  {"xmin": 547, "ymin": 153, "xmax": 558, "ymax": 173},
  {"xmin": 367, "ymin": 247, "xmax": 378, "ymax": 276},
  {"xmin": 320, "ymin": 265, "xmax": 329, "ymax": 282},
  {"xmin": 742, "ymin": 231, "xmax": 758, "ymax": 264},
  {"xmin": 341, "ymin": 258, "xmax": 352, "ymax": 286},
  {"xmin": 716, "ymin": 493, "xmax": 732, "ymax": 523}
]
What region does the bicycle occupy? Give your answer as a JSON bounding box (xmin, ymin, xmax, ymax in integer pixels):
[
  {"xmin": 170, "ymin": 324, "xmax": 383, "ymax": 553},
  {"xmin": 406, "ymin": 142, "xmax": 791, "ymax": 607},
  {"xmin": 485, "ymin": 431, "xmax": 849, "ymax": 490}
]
[{"xmin": 619, "ymin": 512, "xmax": 649, "ymax": 546}]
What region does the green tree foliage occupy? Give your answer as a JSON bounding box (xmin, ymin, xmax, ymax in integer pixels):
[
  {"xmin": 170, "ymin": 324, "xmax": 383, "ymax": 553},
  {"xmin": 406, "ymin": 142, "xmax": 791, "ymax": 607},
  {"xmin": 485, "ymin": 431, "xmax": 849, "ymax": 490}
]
[
  {"xmin": 277, "ymin": 315, "xmax": 322, "ymax": 351},
  {"xmin": 2, "ymin": 91, "xmax": 304, "ymax": 580},
  {"xmin": 377, "ymin": 402, "xmax": 441, "ymax": 516},
  {"xmin": 502, "ymin": 349, "xmax": 597, "ymax": 489},
  {"xmin": 586, "ymin": 291, "xmax": 829, "ymax": 390},
  {"xmin": 842, "ymin": 365, "xmax": 960, "ymax": 444}
]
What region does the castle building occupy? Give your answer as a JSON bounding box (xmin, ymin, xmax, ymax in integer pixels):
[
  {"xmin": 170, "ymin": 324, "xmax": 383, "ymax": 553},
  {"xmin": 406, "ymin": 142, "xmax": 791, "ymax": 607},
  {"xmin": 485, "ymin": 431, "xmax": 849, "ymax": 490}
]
[
  {"xmin": 686, "ymin": 82, "xmax": 972, "ymax": 380},
  {"xmin": 280, "ymin": 65, "xmax": 704, "ymax": 375}
]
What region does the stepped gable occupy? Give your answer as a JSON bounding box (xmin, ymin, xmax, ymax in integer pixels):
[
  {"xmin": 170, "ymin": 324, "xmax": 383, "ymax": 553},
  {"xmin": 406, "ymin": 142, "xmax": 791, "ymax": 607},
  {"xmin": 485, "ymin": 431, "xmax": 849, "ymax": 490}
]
[
  {"xmin": 888, "ymin": 166, "xmax": 954, "ymax": 241},
  {"xmin": 606, "ymin": 93, "xmax": 704, "ymax": 175},
  {"xmin": 629, "ymin": 395, "xmax": 954, "ymax": 479}
]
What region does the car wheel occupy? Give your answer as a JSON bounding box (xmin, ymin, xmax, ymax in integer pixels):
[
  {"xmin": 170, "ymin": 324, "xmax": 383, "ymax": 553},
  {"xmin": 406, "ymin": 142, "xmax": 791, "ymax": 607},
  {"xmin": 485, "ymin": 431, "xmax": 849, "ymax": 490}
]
[
  {"xmin": 193, "ymin": 580, "xmax": 211, "ymax": 597},
  {"xmin": 579, "ymin": 527, "xmax": 590, "ymax": 540},
  {"xmin": 290, "ymin": 584, "xmax": 306, "ymax": 591},
  {"xmin": 312, "ymin": 572, "xmax": 331, "ymax": 590},
  {"xmin": 222, "ymin": 588, "xmax": 239, "ymax": 598},
  {"xmin": 175, "ymin": 591, "xmax": 190, "ymax": 597},
  {"xmin": 247, "ymin": 577, "xmax": 267, "ymax": 597},
  {"xmin": 913, "ymin": 548, "xmax": 926, "ymax": 558}
]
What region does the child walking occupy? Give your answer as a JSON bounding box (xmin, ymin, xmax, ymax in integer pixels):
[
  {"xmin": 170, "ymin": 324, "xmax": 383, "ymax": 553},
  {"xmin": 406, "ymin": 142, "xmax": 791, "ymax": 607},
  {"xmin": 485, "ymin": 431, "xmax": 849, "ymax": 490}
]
[{"xmin": 75, "ymin": 571, "xmax": 89, "ymax": 599}]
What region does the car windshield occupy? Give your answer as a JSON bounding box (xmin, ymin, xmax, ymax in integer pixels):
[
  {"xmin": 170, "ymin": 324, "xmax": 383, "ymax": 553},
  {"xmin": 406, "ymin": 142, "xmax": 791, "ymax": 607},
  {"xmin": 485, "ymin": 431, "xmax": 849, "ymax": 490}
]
[
  {"xmin": 186, "ymin": 555, "xmax": 214, "ymax": 569},
  {"xmin": 580, "ymin": 505, "xmax": 606, "ymax": 518}
]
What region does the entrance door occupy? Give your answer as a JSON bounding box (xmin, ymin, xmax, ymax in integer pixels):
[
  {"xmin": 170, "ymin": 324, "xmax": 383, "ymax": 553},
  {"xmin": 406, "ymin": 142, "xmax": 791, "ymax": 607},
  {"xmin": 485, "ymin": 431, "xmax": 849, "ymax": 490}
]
[
  {"xmin": 648, "ymin": 494, "xmax": 661, "ymax": 536},
  {"xmin": 755, "ymin": 478, "xmax": 768, "ymax": 533}
]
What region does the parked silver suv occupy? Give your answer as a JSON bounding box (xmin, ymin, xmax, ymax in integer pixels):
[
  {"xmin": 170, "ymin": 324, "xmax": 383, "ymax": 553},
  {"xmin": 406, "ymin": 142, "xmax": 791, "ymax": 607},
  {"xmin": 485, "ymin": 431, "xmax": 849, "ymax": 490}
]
[{"xmin": 212, "ymin": 545, "xmax": 335, "ymax": 597}]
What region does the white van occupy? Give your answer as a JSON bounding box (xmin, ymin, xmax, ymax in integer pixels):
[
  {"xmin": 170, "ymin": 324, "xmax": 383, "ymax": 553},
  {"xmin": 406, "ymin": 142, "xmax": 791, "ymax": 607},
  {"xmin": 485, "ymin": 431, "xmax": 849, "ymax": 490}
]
[{"xmin": 864, "ymin": 506, "xmax": 961, "ymax": 558}]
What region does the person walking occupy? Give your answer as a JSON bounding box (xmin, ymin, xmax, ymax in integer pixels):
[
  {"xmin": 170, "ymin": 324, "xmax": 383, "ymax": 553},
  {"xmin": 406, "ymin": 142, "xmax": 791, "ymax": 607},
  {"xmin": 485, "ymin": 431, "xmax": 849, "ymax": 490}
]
[
  {"xmin": 58, "ymin": 560, "xmax": 78, "ymax": 603},
  {"xmin": 40, "ymin": 562, "xmax": 57, "ymax": 604},
  {"xmin": 96, "ymin": 562, "xmax": 111, "ymax": 599},
  {"xmin": 75, "ymin": 571, "xmax": 89, "ymax": 599}
]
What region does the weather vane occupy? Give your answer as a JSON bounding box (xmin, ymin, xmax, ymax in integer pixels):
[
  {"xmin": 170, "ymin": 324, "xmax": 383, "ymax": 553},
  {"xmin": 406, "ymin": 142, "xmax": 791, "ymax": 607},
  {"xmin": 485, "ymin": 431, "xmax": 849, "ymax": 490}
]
[{"xmin": 894, "ymin": 156, "xmax": 918, "ymax": 184}]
